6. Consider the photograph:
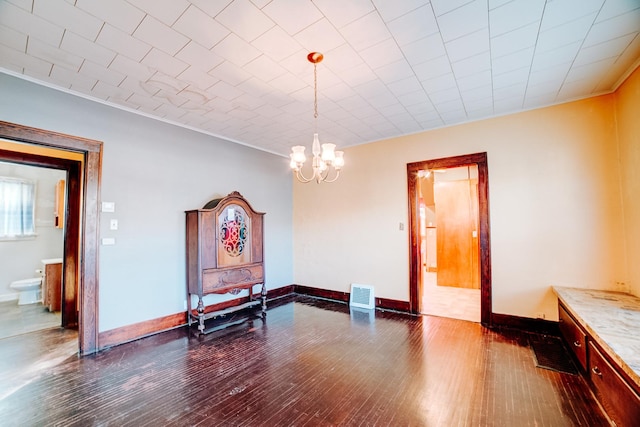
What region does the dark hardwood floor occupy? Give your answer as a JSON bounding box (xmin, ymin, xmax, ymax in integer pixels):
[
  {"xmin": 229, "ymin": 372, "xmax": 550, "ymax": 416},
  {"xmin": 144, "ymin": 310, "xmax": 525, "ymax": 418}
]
[{"xmin": 0, "ymin": 295, "xmax": 608, "ymax": 426}]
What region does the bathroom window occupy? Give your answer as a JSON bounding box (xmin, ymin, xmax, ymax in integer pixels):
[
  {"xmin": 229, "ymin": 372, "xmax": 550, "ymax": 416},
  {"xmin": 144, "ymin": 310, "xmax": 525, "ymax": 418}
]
[{"xmin": 0, "ymin": 176, "xmax": 36, "ymax": 239}]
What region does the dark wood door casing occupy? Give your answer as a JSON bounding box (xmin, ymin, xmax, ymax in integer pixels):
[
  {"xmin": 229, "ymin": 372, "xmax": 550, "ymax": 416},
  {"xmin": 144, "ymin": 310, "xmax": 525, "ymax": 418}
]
[
  {"xmin": 407, "ymin": 152, "xmax": 492, "ymax": 326},
  {"xmin": 0, "ymin": 120, "xmax": 102, "ymax": 355}
]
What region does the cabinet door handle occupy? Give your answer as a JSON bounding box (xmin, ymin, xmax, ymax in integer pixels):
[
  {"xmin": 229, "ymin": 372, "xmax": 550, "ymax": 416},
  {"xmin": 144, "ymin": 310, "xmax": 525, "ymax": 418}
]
[
  {"xmin": 592, "ymin": 366, "xmax": 602, "ymax": 377},
  {"xmin": 573, "ymin": 341, "xmax": 581, "ymax": 347}
]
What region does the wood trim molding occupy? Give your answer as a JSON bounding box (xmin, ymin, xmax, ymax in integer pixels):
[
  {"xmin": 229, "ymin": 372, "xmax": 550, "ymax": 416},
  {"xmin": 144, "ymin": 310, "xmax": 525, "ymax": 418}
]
[
  {"xmin": 407, "ymin": 152, "xmax": 493, "ymax": 326},
  {"xmin": 0, "ymin": 120, "xmax": 103, "ymax": 355},
  {"xmin": 99, "ymin": 312, "xmax": 187, "ymax": 349},
  {"xmin": 491, "ymin": 313, "xmax": 560, "ymax": 336},
  {"xmin": 293, "ymin": 285, "xmax": 411, "ymax": 312}
]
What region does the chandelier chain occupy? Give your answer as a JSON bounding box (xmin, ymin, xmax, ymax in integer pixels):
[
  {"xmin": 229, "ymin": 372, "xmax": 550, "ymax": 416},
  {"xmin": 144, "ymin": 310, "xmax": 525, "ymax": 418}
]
[{"xmin": 313, "ymin": 63, "xmax": 318, "ymax": 120}]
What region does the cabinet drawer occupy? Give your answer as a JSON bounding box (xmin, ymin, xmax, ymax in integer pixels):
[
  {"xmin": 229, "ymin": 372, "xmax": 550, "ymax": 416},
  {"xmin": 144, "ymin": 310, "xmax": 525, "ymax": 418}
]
[
  {"xmin": 203, "ymin": 264, "xmax": 264, "ymax": 294},
  {"xmin": 558, "ymin": 304, "xmax": 587, "ymax": 370},
  {"xmin": 589, "ymin": 342, "xmax": 640, "ymax": 427}
]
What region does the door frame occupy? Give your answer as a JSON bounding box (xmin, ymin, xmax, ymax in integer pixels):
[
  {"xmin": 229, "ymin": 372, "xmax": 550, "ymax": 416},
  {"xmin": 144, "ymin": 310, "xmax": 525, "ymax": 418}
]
[
  {"xmin": 407, "ymin": 152, "xmax": 492, "ymax": 326},
  {"xmin": 0, "ymin": 120, "xmax": 102, "ymax": 354}
]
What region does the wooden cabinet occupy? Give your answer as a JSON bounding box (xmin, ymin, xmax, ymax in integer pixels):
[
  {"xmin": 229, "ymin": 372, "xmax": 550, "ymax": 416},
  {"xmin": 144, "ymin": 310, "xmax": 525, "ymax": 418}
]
[
  {"xmin": 186, "ymin": 191, "xmax": 265, "ymax": 333},
  {"xmin": 589, "ymin": 341, "xmax": 640, "ymax": 427},
  {"xmin": 558, "ymin": 300, "xmax": 640, "ymax": 426},
  {"xmin": 42, "ymin": 259, "xmax": 62, "ymax": 312},
  {"xmin": 558, "ymin": 304, "xmax": 587, "ymax": 371}
]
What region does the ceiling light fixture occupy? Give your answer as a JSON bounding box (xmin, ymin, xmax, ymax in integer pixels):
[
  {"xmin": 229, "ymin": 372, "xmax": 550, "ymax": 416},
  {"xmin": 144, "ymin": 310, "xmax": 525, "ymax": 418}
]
[{"xmin": 290, "ymin": 52, "xmax": 344, "ymax": 184}]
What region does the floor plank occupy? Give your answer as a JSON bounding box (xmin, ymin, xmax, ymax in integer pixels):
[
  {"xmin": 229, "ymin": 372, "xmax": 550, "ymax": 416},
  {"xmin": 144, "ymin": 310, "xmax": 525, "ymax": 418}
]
[{"xmin": 0, "ymin": 295, "xmax": 608, "ymax": 426}]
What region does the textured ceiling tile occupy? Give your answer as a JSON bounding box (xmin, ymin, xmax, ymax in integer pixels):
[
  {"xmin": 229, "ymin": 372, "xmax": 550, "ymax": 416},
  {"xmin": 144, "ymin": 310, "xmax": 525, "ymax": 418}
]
[
  {"xmin": 80, "ymin": 59, "xmax": 126, "ymax": 87},
  {"xmin": 387, "ymin": 5, "xmax": 439, "ymax": 46},
  {"xmin": 186, "ymin": 0, "xmax": 232, "ymax": 17},
  {"xmin": 50, "ymin": 64, "xmax": 96, "ymax": 91},
  {"xmin": 402, "ymin": 33, "xmax": 447, "ymax": 66},
  {"xmin": 142, "ymin": 48, "xmax": 189, "ymax": 77},
  {"xmin": 489, "ymin": 0, "xmax": 544, "ymax": 38},
  {"xmin": 540, "ymin": 0, "xmax": 604, "ymax": 31},
  {"xmin": 431, "ymin": 0, "xmax": 474, "ymax": 17},
  {"xmin": 596, "ymin": 0, "xmax": 640, "ymax": 22},
  {"xmin": 209, "ymin": 60, "xmax": 252, "ymax": 86},
  {"xmin": 262, "ymin": 0, "xmax": 323, "ymax": 35},
  {"xmin": 61, "ymin": 32, "xmax": 116, "ymax": 67},
  {"xmin": 76, "ymin": 0, "xmax": 145, "ymax": 34},
  {"xmin": 421, "ymin": 72, "xmax": 457, "ymax": 92},
  {"xmin": 314, "ymin": 0, "xmax": 374, "ymax": 28},
  {"xmin": 178, "ymin": 66, "xmax": 219, "ymax": 91},
  {"xmin": 340, "ymin": 11, "xmax": 392, "ymax": 51},
  {"xmin": 456, "ymin": 70, "xmax": 492, "ymax": 92},
  {"xmin": 27, "ymin": 37, "xmax": 83, "ymax": 71},
  {"xmin": 491, "ymin": 22, "xmax": 539, "ymax": 58},
  {"xmin": 374, "ymin": 59, "xmax": 415, "ymax": 84},
  {"xmin": 530, "ymin": 42, "xmax": 581, "ymax": 72},
  {"xmin": 536, "ymin": 13, "xmax": 598, "ymax": 52},
  {"xmin": 211, "ymin": 33, "xmax": 261, "ymax": 67},
  {"xmin": 359, "ymin": 38, "xmax": 405, "ymax": 69},
  {"xmin": 133, "ymin": 15, "xmax": 190, "ymax": 56},
  {"xmin": 0, "ymin": 45, "xmax": 51, "ymax": 75},
  {"xmin": 409, "ymin": 56, "xmax": 450, "ymax": 83},
  {"xmin": 251, "ymin": 26, "xmax": 303, "ymax": 62},
  {"xmin": 445, "ymin": 28, "xmax": 490, "ymax": 63},
  {"xmin": 491, "ymin": 47, "xmax": 534, "ymax": 76},
  {"xmin": 173, "ymin": 5, "xmax": 230, "ymax": 49},
  {"xmin": 0, "ymin": 25, "xmax": 27, "ymax": 51},
  {"xmin": 109, "ymin": 54, "xmax": 155, "ymax": 81},
  {"xmin": 338, "ymin": 62, "xmax": 378, "ymax": 87},
  {"xmin": 175, "ymin": 41, "xmax": 223, "ymax": 73},
  {"xmin": 243, "ymin": 54, "xmax": 287, "ymax": 82},
  {"xmin": 387, "ymin": 75, "xmax": 423, "ymax": 97},
  {"xmin": 97, "ymin": 24, "xmax": 152, "ymax": 62},
  {"xmin": 450, "ymin": 52, "xmax": 491, "ymax": 78},
  {"xmin": 373, "ymin": 0, "xmax": 430, "ymax": 22},
  {"xmin": 437, "ymin": 0, "xmax": 487, "ymax": 42},
  {"xmin": 126, "ymin": 0, "xmax": 190, "ymax": 27},
  {"xmin": 294, "ymin": 18, "xmax": 346, "ymax": 52},
  {"xmin": 0, "ymin": 2, "xmax": 64, "ymax": 46},
  {"xmin": 574, "ymin": 33, "xmax": 637, "ymax": 66},
  {"xmin": 33, "ymin": 0, "xmax": 103, "ymax": 41},
  {"xmin": 215, "ymin": 0, "xmax": 274, "ymax": 42},
  {"xmin": 583, "ymin": 8, "xmax": 640, "ymax": 47},
  {"xmin": 493, "ymin": 66, "xmax": 530, "ymax": 89}
]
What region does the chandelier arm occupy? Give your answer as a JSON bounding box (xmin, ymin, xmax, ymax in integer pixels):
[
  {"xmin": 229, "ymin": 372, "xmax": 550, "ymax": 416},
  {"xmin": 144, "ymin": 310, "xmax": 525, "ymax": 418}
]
[
  {"xmin": 321, "ymin": 169, "xmax": 341, "ymax": 183},
  {"xmin": 294, "ymin": 168, "xmax": 315, "ymax": 183}
]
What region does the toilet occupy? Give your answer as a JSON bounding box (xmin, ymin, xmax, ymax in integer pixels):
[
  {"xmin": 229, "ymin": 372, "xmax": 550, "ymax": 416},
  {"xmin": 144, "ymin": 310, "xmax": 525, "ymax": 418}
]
[{"xmin": 10, "ymin": 277, "xmax": 42, "ymax": 305}]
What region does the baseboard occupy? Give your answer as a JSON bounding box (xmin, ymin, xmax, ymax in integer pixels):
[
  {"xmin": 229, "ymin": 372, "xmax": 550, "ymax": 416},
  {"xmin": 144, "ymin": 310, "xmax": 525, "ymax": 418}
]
[
  {"xmin": 293, "ymin": 284, "xmax": 411, "ymax": 312},
  {"xmin": 98, "ymin": 286, "xmax": 293, "ymax": 351},
  {"xmin": 99, "ymin": 311, "xmax": 187, "ymax": 349},
  {"xmin": 98, "ymin": 285, "xmax": 412, "ymax": 351},
  {"xmin": 0, "ymin": 293, "xmax": 18, "ymax": 302},
  {"xmin": 491, "ymin": 312, "xmax": 559, "ymax": 336}
]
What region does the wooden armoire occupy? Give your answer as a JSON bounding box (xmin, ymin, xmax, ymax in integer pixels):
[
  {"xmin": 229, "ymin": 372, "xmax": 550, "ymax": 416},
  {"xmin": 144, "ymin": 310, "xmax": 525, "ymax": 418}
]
[{"xmin": 185, "ymin": 191, "xmax": 266, "ymax": 333}]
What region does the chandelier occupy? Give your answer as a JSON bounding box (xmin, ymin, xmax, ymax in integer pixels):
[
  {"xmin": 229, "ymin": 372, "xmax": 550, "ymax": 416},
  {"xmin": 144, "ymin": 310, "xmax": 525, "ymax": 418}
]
[{"xmin": 290, "ymin": 52, "xmax": 345, "ymax": 183}]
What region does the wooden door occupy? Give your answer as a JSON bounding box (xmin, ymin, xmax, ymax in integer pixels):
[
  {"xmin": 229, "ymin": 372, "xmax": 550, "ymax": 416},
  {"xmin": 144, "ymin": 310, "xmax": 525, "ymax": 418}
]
[{"xmin": 434, "ymin": 179, "xmax": 479, "ymax": 289}]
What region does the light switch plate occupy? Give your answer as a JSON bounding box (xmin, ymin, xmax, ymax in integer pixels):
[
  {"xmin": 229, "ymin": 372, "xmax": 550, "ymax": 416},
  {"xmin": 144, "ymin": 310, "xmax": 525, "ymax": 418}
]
[
  {"xmin": 101, "ymin": 202, "xmax": 115, "ymax": 213},
  {"xmin": 102, "ymin": 237, "xmax": 115, "ymax": 245}
]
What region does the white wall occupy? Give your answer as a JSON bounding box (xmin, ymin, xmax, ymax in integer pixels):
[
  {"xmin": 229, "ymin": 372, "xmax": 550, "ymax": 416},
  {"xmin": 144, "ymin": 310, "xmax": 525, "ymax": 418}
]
[
  {"xmin": 293, "ymin": 94, "xmax": 626, "ymax": 321},
  {"xmin": 0, "ymin": 73, "xmax": 293, "ymax": 331},
  {"xmin": 0, "ymin": 162, "xmax": 65, "ymax": 300}
]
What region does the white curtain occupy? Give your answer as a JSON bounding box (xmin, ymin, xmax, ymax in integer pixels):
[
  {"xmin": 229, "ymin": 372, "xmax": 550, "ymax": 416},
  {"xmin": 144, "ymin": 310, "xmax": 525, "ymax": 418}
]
[{"xmin": 0, "ymin": 177, "xmax": 35, "ymax": 237}]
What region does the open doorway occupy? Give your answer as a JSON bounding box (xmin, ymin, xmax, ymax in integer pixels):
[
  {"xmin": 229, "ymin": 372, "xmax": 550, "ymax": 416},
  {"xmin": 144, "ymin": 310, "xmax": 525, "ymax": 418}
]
[
  {"xmin": 0, "ymin": 121, "xmax": 102, "ymax": 355},
  {"xmin": 408, "ymin": 153, "xmax": 492, "ymax": 326},
  {"xmin": 0, "ymin": 161, "xmax": 67, "ymax": 338},
  {"xmin": 418, "ymin": 165, "xmax": 481, "ymax": 322}
]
